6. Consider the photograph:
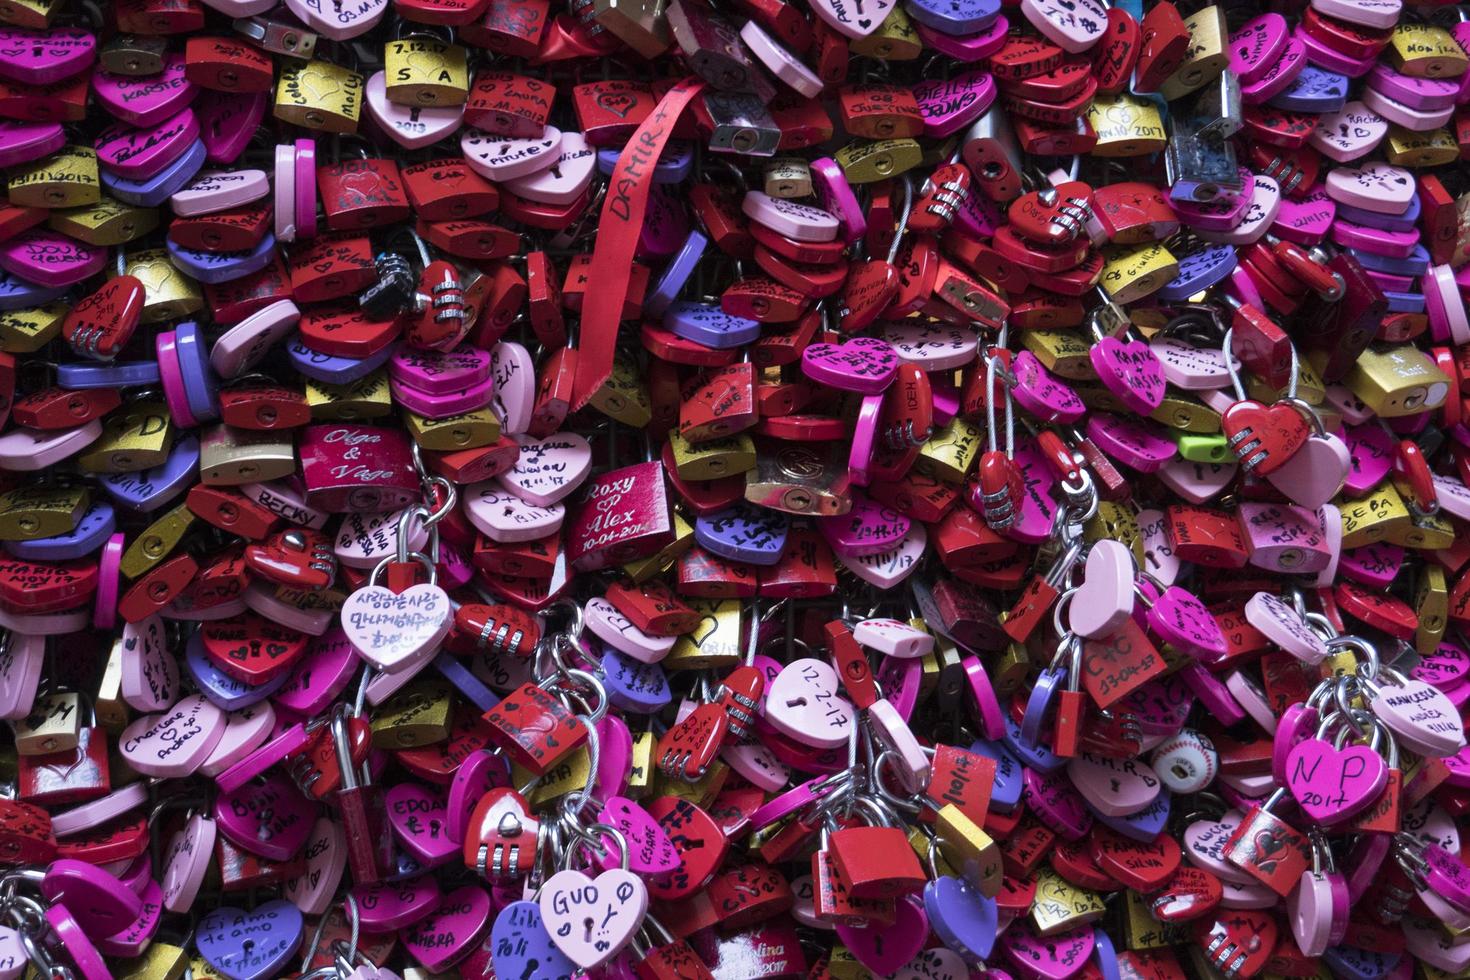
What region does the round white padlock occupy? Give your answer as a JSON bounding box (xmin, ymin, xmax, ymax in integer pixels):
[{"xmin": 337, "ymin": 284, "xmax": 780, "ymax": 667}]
[{"xmin": 1150, "ymin": 729, "xmax": 1218, "ymax": 793}]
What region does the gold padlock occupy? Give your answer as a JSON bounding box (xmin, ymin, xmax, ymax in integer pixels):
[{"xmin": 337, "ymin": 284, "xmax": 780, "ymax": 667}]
[
  {"xmin": 1342, "ymin": 345, "xmax": 1452, "ymax": 418},
  {"xmin": 1388, "ymin": 24, "xmax": 1468, "ymax": 78},
  {"xmin": 115, "ymin": 941, "xmax": 187, "ymax": 980},
  {"xmin": 653, "ymin": 757, "xmax": 727, "ymax": 806},
  {"xmin": 1387, "ymin": 507, "xmax": 1455, "ymax": 550},
  {"xmin": 96, "ymin": 638, "xmax": 130, "ymax": 733},
  {"xmin": 915, "ymin": 418, "xmax": 983, "ymax": 484},
  {"xmin": 588, "ymin": 355, "xmax": 653, "ymax": 427},
  {"xmin": 274, "ymin": 584, "xmax": 347, "ymax": 614},
  {"xmin": 663, "ymin": 599, "xmax": 743, "ymax": 669},
  {"xmin": 384, "ymin": 39, "xmax": 469, "ymax": 107},
  {"xmin": 404, "ymin": 407, "xmax": 500, "ymax": 451},
  {"xmin": 514, "ymin": 746, "xmax": 592, "ymax": 804},
  {"xmin": 0, "ymin": 303, "xmax": 67, "ymax": 353},
  {"xmin": 120, "ymin": 503, "xmax": 195, "ymax": 580},
  {"xmin": 835, "ymin": 138, "xmax": 924, "ymax": 184},
  {"xmin": 369, "ymin": 678, "xmax": 453, "ymax": 748},
  {"xmin": 850, "ymin": 6, "xmax": 922, "ymax": 60},
  {"xmin": 1415, "ymin": 564, "xmax": 1449, "ymax": 655},
  {"xmin": 1032, "ymin": 867, "xmax": 1107, "ymax": 936},
  {"xmin": 48, "ymin": 198, "xmax": 158, "ymax": 246},
  {"xmin": 98, "ymin": 34, "xmax": 168, "ymax": 75},
  {"xmin": 592, "ymin": 0, "xmax": 670, "ymax": 58},
  {"xmin": 825, "ymin": 945, "xmax": 873, "ymax": 980},
  {"xmin": 623, "ymin": 510, "xmax": 695, "ymax": 583},
  {"xmin": 199, "ymin": 426, "xmax": 296, "ymax": 486},
  {"xmin": 745, "ymin": 443, "xmax": 850, "ymax": 515},
  {"xmin": 15, "ymin": 690, "xmax": 80, "ymax": 756},
  {"xmin": 0, "ymin": 0, "xmax": 63, "ymax": 27},
  {"xmin": 993, "ymin": 642, "xmax": 1032, "ymax": 699},
  {"xmin": 1150, "ymin": 394, "xmax": 1220, "ymax": 433},
  {"xmin": 1087, "ymin": 93, "xmax": 1168, "ymax": 157},
  {"xmin": 1121, "ymin": 887, "xmax": 1186, "ymax": 949},
  {"xmin": 1339, "ymin": 482, "xmax": 1411, "ymax": 549},
  {"xmin": 1101, "ymin": 242, "xmax": 1179, "ymax": 304},
  {"xmin": 1077, "ymin": 383, "xmax": 1131, "ymax": 416},
  {"xmin": 189, "ymin": 956, "xmax": 229, "ymax": 980},
  {"xmin": 626, "ymin": 729, "xmax": 655, "ymax": 798},
  {"xmin": 78, "ymin": 402, "xmax": 174, "ymax": 473},
  {"xmin": 0, "ymin": 486, "xmax": 88, "ymax": 541},
  {"xmin": 669, "ymin": 429, "xmax": 756, "ymax": 481},
  {"xmin": 934, "ymin": 804, "xmax": 1001, "ymax": 897},
  {"xmin": 1385, "ymin": 126, "xmax": 1459, "ymax": 168},
  {"xmin": 1157, "ymin": 6, "xmax": 1228, "ymax": 100},
  {"xmin": 1021, "ymin": 330, "xmax": 1093, "ymax": 380},
  {"xmin": 763, "ymin": 158, "xmax": 813, "ymax": 199},
  {"xmin": 274, "ymin": 60, "xmax": 365, "ymax": 133},
  {"xmin": 1085, "ymin": 501, "xmax": 1143, "ymax": 566},
  {"xmin": 126, "ymin": 249, "xmax": 203, "ymax": 322},
  {"xmin": 305, "ymin": 371, "xmax": 392, "ymax": 421},
  {"xmin": 8, "ymin": 145, "xmax": 100, "ymax": 208}
]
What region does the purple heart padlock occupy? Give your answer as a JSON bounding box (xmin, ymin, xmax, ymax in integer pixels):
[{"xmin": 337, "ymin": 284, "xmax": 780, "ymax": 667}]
[
  {"xmin": 924, "ymin": 875, "xmax": 998, "ymax": 961},
  {"xmin": 695, "ymin": 502, "xmax": 789, "ymax": 566},
  {"xmin": 601, "ymin": 647, "xmax": 672, "ymax": 714},
  {"xmin": 664, "ymin": 301, "xmax": 761, "ymax": 349},
  {"xmin": 385, "ymin": 783, "xmax": 459, "ymax": 868},
  {"xmin": 196, "ymin": 900, "xmax": 304, "ymax": 980},
  {"xmin": 490, "ymin": 901, "xmax": 577, "ymax": 980}
]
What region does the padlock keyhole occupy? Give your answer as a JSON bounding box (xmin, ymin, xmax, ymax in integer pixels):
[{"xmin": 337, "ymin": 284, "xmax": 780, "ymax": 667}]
[
  {"xmin": 583, "ymin": 917, "xmax": 595, "ymax": 943},
  {"xmin": 785, "ymin": 697, "xmax": 807, "ymax": 708}
]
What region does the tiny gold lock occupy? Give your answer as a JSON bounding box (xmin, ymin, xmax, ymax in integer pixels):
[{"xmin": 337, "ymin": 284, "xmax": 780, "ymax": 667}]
[
  {"xmin": 763, "ymin": 158, "xmax": 814, "ymax": 199},
  {"xmin": 915, "ymin": 418, "xmax": 983, "ymax": 484},
  {"xmin": 625, "ymin": 730, "xmax": 655, "ymax": 798},
  {"xmin": 370, "ymin": 677, "xmax": 454, "ymax": 748},
  {"xmin": 1342, "ymin": 344, "xmax": 1452, "ymax": 418},
  {"xmin": 669, "ymin": 429, "xmax": 757, "ymax": 481},
  {"xmin": 404, "ymin": 407, "xmax": 500, "ymax": 451},
  {"xmin": 835, "ymin": 138, "xmax": 925, "ymax": 184},
  {"xmin": 0, "ymin": 486, "xmax": 88, "ymax": 541},
  {"xmin": 623, "ymin": 510, "xmax": 695, "ymax": 583},
  {"xmin": 0, "ymin": 303, "xmax": 67, "ymax": 353},
  {"xmin": 306, "ymin": 371, "xmax": 393, "ymax": 421},
  {"xmin": 1415, "ymin": 564, "xmax": 1449, "ymax": 655},
  {"xmin": 934, "ymin": 804, "xmax": 1002, "ymax": 898},
  {"xmin": 126, "ymin": 249, "xmax": 203, "ymax": 323},
  {"xmin": 1387, "ymin": 23, "xmax": 1468, "ymax": 78},
  {"xmin": 1157, "ymin": 6, "xmax": 1228, "ymax": 100},
  {"xmin": 15, "ymin": 690, "xmax": 81, "ymax": 756},
  {"xmin": 1031, "ymin": 867, "xmax": 1107, "ymax": 936},
  {"xmin": 1021, "ymin": 330, "xmax": 1094, "ymax": 380},
  {"xmin": 1339, "ymin": 482, "xmax": 1411, "ymax": 549},
  {"xmin": 1150, "ymin": 394, "xmax": 1221, "ymax": 433},
  {"xmin": 274, "ymin": 60, "xmax": 365, "ymax": 133},
  {"xmin": 1087, "ymin": 93, "xmax": 1168, "ymax": 157},
  {"xmin": 1385, "ymin": 126, "xmax": 1459, "ymax": 168},
  {"xmin": 78, "ymin": 402, "xmax": 173, "ymax": 473},
  {"xmin": 48, "ymin": 198, "xmax": 158, "ymax": 247},
  {"xmin": 587, "ymin": 354, "xmax": 653, "ymax": 428},
  {"xmin": 383, "ymin": 39, "xmax": 470, "ymax": 107},
  {"xmin": 96, "ymin": 638, "xmax": 130, "ymax": 733},
  {"xmin": 199, "ymin": 425, "xmax": 297, "ymax": 486},
  {"xmin": 1100, "ymin": 242, "xmax": 1179, "ymax": 304},
  {"xmin": 849, "ymin": 6, "xmax": 922, "ymax": 60}
]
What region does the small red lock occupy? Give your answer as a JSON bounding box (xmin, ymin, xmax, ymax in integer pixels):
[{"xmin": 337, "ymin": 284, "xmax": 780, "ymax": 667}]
[
  {"xmin": 317, "ymin": 157, "xmax": 411, "ymax": 231},
  {"xmin": 244, "ymin": 529, "xmax": 336, "ymax": 589},
  {"xmin": 11, "ymin": 387, "xmax": 120, "ymax": 430},
  {"xmin": 113, "ymin": 0, "xmax": 205, "ymax": 33},
  {"xmin": 170, "ymin": 203, "xmax": 273, "ymax": 253},
  {"xmin": 572, "ymin": 80, "xmax": 656, "ymax": 144},
  {"xmin": 215, "ymin": 382, "xmax": 311, "ymax": 431},
  {"xmin": 0, "ymin": 799, "xmax": 56, "ymax": 864},
  {"xmin": 62, "ymin": 275, "xmax": 145, "ymax": 359},
  {"xmin": 298, "ymin": 303, "xmax": 400, "ymax": 359},
  {"xmin": 201, "ymin": 613, "xmax": 309, "ymax": 684},
  {"xmin": 707, "ymin": 863, "xmax": 795, "ymax": 930},
  {"xmin": 206, "ymin": 257, "xmax": 293, "ymax": 324},
  {"xmin": 1133, "ymin": 0, "xmax": 1190, "ymax": 92},
  {"xmin": 288, "ymin": 234, "xmax": 376, "ymax": 303},
  {"xmin": 183, "ymin": 36, "xmax": 274, "ymax": 92},
  {"xmin": 481, "ymin": 681, "xmax": 589, "ymax": 774},
  {"xmin": 401, "ymin": 158, "xmax": 500, "ymax": 222},
  {"xmin": 117, "ymin": 553, "xmax": 198, "ymax": 624},
  {"xmin": 465, "ymin": 71, "xmax": 553, "ymax": 136},
  {"xmin": 17, "ymin": 725, "xmax": 109, "ymax": 806}
]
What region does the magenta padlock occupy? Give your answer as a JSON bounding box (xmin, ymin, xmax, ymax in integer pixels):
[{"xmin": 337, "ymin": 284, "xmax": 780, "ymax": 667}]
[
  {"xmin": 1087, "ymin": 306, "xmax": 1167, "ymax": 414},
  {"xmin": 1145, "ymin": 584, "xmax": 1227, "ymax": 660},
  {"xmin": 198, "ymin": 91, "xmax": 266, "ymax": 166},
  {"xmin": 91, "ymin": 53, "xmax": 197, "ymax": 127},
  {"xmin": 94, "ymin": 108, "xmax": 199, "ymax": 180},
  {"xmin": 1237, "ymin": 502, "xmax": 1333, "ymax": 574},
  {"xmin": 299, "ymin": 424, "xmax": 421, "ymax": 513},
  {"xmin": 565, "ymin": 461, "xmax": 674, "ymax": 572},
  {"xmin": 1084, "ymin": 413, "xmax": 1178, "ymax": 473},
  {"xmin": 0, "ymin": 28, "xmax": 95, "ymax": 85},
  {"xmin": 1009, "ymin": 351, "xmax": 1085, "ymax": 424},
  {"xmin": 910, "ymin": 71, "xmax": 995, "ymax": 138},
  {"xmin": 0, "ymin": 119, "xmax": 65, "ymax": 168},
  {"xmin": 0, "ymin": 231, "xmax": 106, "ymax": 289}
]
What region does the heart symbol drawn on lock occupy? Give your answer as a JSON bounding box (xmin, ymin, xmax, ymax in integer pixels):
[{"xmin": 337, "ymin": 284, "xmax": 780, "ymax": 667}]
[
  {"xmin": 594, "ymin": 91, "xmax": 636, "ymax": 119},
  {"xmin": 764, "ymin": 658, "xmax": 855, "ymax": 749},
  {"xmin": 1264, "ymin": 431, "xmax": 1349, "ymax": 508},
  {"xmin": 801, "ymin": 336, "xmax": 900, "ymax": 394},
  {"xmin": 120, "ymin": 694, "xmax": 226, "ymax": 779},
  {"xmin": 496, "ymin": 432, "xmax": 592, "ymax": 507},
  {"xmin": 197, "ymin": 899, "xmax": 304, "ymax": 980},
  {"xmin": 538, "ymin": 868, "xmax": 647, "ymax": 969},
  {"xmin": 340, "ymin": 583, "xmax": 452, "ymax": 673},
  {"xmin": 1000, "ymin": 921, "xmax": 1095, "ymax": 980},
  {"xmin": 836, "ymin": 894, "xmax": 927, "ymax": 975}
]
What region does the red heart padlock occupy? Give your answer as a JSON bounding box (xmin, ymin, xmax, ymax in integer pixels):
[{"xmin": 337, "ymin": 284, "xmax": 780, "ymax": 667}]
[
  {"xmin": 463, "ymin": 787, "xmax": 540, "ymax": 878},
  {"xmin": 1088, "ymin": 826, "xmax": 1181, "ymax": 892},
  {"xmin": 62, "ymin": 276, "xmax": 145, "ymax": 359},
  {"xmin": 201, "ymin": 614, "xmax": 310, "ymax": 684},
  {"xmin": 244, "ymin": 529, "xmax": 336, "ymax": 590},
  {"xmin": 1220, "ymin": 401, "xmax": 1310, "ymax": 475}
]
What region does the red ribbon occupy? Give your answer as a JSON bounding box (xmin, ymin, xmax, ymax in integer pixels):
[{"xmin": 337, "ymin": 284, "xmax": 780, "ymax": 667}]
[{"xmin": 571, "ymin": 77, "xmax": 708, "ymax": 413}]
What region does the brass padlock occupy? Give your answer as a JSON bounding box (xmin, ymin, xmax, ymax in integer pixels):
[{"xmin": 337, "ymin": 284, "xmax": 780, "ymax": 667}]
[
  {"xmin": 1100, "ymin": 242, "xmax": 1179, "ymax": 304},
  {"xmin": 1087, "ymin": 93, "xmax": 1167, "ymax": 157},
  {"xmin": 835, "ymin": 138, "xmax": 925, "ymax": 184},
  {"xmin": 763, "ymin": 158, "xmax": 813, "ymax": 199},
  {"xmin": 78, "ymin": 402, "xmax": 173, "ymax": 473},
  {"xmin": 1121, "ymin": 887, "xmax": 1186, "ymax": 949},
  {"xmin": 1416, "ymin": 564, "xmax": 1449, "ymax": 654},
  {"xmin": 993, "ymin": 642, "xmax": 1032, "ymax": 699},
  {"xmin": 652, "ymin": 757, "xmax": 727, "ymax": 806},
  {"xmin": 274, "ymin": 60, "xmax": 365, "ymax": 133},
  {"xmin": 0, "ymin": 486, "xmax": 88, "ymax": 541},
  {"xmin": 1388, "ymin": 24, "xmax": 1468, "ymax": 78},
  {"xmin": 1157, "ymin": 6, "xmax": 1227, "ymax": 100},
  {"xmin": 669, "ymin": 429, "xmax": 756, "ymax": 481},
  {"xmin": 99, "ymin": 34, "xmax": 168, "ymax": 75},
  {"xmin": 626, "ymin": 729, "xmax": 655, "ymax": 798},
  {"xmin": 1151, "ymin": 394, "xmax": 1220, "ymax": 433},
  {"xmin": 115, "ymin": 941, "xmax": 187, "ymax": 980},
  {"xmin": 850, "ymin": 5, "xmax": 922, "ymax": 60},
  {"xmin": 1342, "ymin": 345, "xmax": 1452, "ymax": 418},
  {"xmin": 1084, "ymin": 501, "xmax": 1143, "ymax": 566},
  {"xmin": 0, "ymin": 303, "xmax": 67, "ymax": 353},
  {"xmin": 8, "ymin": 145, "xmax": 100, "ymax": 209},
  {"xmin": 1385, "ymin": 126, "xmax": 1459, "ymax": 168},
  {"xmin": 1021, "ymin": 330, "xmax": 1093, "ymax": 380},
  {"xmin": 517, "ymin": 746, "xmax": 592, "ymax": 804},
  {"xmin": 199, "ymin": 426, "xmax": 296, "ymax": 486},
  {"xmin": 915, "ymin": 418, "xmax": 983, "ymax": 483},
  {"xmin": 588, "ymin": 355, "xmax": 653, "ymax": 427},
  {"xmin": 1031, "ymin": 867, "xmax": 1107, "ymax": 936},
  {"xmin": 96, "ymin": 638, "xmax": 129, "ymax": 733},
  {"xmin": 405, "ymin": 408, "xmax": 500, "ymax": 451},
  {"xmin": 1387, "ymin": 507, "xmax": 1455, "ymax": 550},
  {"xmin": 15, "ymin": 691, "xmax": 81, "ymax": 756},
  {"xmin": 934, "ymin": 803, "xmax": 1001, "ymax": 898},
  {"xmin": 305, "ymin": 372, "xmax": 392, "ymax": 421},
  {"xmin": 120, "ymin": 503, "xmax": 195, "ymax": 580},
  {"xmin": 49, "ymin": 199, "xmax": 158, "ymax": 246},
  {"xmin": 663, "ymin": 599, "xmax": 743, "ymax": 669},
  {"xmin": 1339, "ymin": 482, "xmax": 1411, "ymax": 549},
  {"xmin": 384, "ymin": 39, "xmax": 469, "ymax": 107},
  {"xmin": 622, "ymin": 509, "xmax": 695, "ymax": 583},
  {"xmin": 126, "ymin": 249, "xmax": 203, "ymax": 323},
  {"xmin": 370, "ymin": 677, "xmax": 454, "ymax": 748}
]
